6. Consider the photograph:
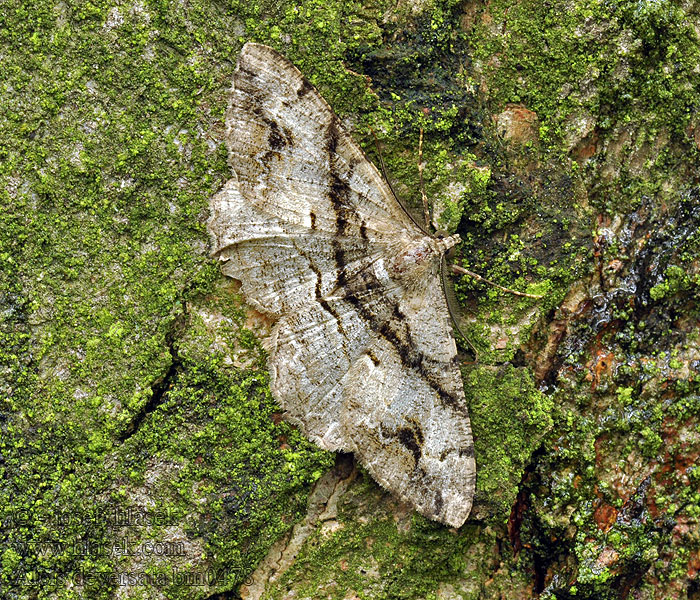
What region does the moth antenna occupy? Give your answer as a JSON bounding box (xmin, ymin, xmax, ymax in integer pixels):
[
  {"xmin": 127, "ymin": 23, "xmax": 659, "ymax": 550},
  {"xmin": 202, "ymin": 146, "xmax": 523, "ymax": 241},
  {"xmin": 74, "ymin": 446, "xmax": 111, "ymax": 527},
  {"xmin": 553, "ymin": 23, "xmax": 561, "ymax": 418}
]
[
  {"xmin": 441, "ymin": 257, "xmax": 478, "ymax": 360},
  {"xmin": 451, "ymin": 264, "xmax": 543, "ymax": 299},
  {"xmin": 370, "ymin": 127, "xmax": 400, "ymax": 205},
  {"xmin": 369, "ymin": 127, "xmax": 429, "ymax": 234},
  {"xmin": 418, "ymin": 127, "xmax": 432, "ymax": 233}
]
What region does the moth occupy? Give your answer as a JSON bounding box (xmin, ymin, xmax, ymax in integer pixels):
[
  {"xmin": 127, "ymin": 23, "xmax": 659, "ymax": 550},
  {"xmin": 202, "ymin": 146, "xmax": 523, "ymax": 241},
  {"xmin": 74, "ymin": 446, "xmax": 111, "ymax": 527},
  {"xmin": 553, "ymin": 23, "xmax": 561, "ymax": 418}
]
[{"xmin": 208, "ymin": 43, "xmax": 475, "ymax": 527}]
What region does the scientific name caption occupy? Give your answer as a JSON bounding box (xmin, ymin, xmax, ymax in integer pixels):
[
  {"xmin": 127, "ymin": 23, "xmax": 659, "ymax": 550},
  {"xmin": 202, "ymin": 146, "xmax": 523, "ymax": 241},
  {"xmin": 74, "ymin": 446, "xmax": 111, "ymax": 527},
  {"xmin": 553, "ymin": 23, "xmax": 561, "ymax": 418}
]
[
  {"xmin": 3, "ymin": 505, "xmax": 254, "ymax": 587},
  {"xmin": 9, "ymin": 568, "xmax": 252, "ymax": 588}
]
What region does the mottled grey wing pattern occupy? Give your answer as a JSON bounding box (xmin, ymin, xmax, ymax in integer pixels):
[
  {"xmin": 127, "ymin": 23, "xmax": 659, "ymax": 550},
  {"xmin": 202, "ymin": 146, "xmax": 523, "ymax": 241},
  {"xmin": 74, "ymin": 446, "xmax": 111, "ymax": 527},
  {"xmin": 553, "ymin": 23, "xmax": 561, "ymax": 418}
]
[
  {"xmin": 210, "ymin": 175, "xmax": 394, "ymax": 317},
  {"xmin": 208, "ymin": 42, "xmax": 475, "ymax": 527},
  {"xmin": 227, "ymin": 43, "xmax": 420, "ymax": 242},
  {"xmin": 339, "ymin": 270, "xmax": 475, "ymax": 526}
]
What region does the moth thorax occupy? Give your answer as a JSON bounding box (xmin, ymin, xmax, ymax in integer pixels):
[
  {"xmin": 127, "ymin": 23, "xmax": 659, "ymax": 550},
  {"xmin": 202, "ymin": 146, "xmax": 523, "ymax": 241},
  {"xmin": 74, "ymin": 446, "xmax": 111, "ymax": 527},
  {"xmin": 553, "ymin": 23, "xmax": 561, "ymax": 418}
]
[{"xmin": 391, "ymin": 234, "xmax": 461, "ymax": 279}]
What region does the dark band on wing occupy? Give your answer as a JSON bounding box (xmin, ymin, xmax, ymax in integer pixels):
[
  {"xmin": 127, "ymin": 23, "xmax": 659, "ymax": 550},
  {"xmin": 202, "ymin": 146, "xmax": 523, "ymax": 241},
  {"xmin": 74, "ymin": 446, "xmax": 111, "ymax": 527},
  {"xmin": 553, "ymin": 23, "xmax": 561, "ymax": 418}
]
[
  {"xmin": 365, "ymin": 349, "xmax": 380, "ymax": 366},
  {"xmin": 299, "ymin": 245, "xmax": 348, "ymax": 343},
  {"xmin": 237, "ymin": 65, "xmax": 258, "ymax": 81},
  {"xmin": 261, "ymin": 116, "xmax": 293, "ymax": 151},
  {"xmin": 396, "ymin": 416, "xmax": 426, "ymax": 466},
  {"xmin": 360, "ymin": 221, "xmax": 368, "ymax": 240},
  {"xmin": 327, "ymin": 118, "xmax": 362, "ymax": 289},
  {"xmin": 322, "ymin": 113, "xmax": 469, "ymax": 420},
  {"xmin": 342, "ymin": 269, "xmax": 469, "ymax": 419},
  {"xmin": 397, "ymin": 427, "xmax": 422, "ymax": 465},
  {"xmin": 440, "ymin": 445, "xmax": 475, "ymax": 461},
  {"xmin": 297, "ymin": 78, "xmax": 313, "ymax": 98}
]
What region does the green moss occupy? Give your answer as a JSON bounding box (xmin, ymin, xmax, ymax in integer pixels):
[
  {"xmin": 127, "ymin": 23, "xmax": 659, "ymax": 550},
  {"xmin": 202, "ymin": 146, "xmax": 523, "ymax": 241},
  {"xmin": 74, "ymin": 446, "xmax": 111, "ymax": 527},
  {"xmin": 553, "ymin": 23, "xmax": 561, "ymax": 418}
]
[
  {"xmin": 473, "ymin": 0, "xmax": 700, "ymax": 140},
  {"xmin": 649, "ymin": 264, "xmax": 695, "ymax": 300},
  {"xmin": 1, "ymin": 0, "xmax": 373, "ymax": 595},
  {"xmin": 263, "ymin": 472, "xmax": 532, "ymax": 600},
  {"xmin": 471, "ymin": 0, "xmax": 700, "ymax": 212},
  {"xmin": 123, "ymin": 335, "xmax": 333, "ymax": 597},
  {"xmin": 464, "ymin": 365, "xmax": 553, "ymax": 519}
]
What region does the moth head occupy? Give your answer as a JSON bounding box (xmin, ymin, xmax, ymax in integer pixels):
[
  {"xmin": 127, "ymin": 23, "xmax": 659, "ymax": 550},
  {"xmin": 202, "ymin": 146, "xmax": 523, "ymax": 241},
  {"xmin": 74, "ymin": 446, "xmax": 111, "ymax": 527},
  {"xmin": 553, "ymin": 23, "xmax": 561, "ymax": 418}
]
[
  {"xmin": 432, "ymin": 233, "xmax": 461, "ymax": 258},
  {"xmin": 390, "ymin": 234, "xmax": 461, "ymax": 281}
]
